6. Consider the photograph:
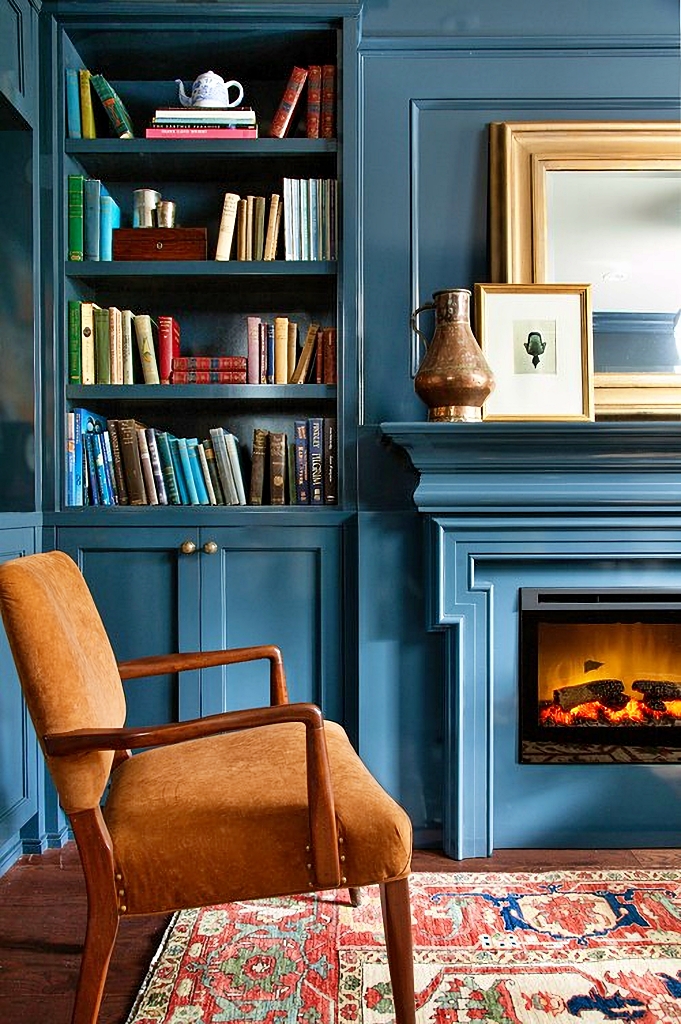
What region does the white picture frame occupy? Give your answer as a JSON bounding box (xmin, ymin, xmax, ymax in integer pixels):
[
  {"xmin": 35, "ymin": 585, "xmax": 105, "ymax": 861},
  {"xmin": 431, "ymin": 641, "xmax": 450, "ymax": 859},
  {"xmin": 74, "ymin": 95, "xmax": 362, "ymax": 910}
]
[{"xmin": 474, "ymin": 283, "xmax": 594, "ymax": 421}]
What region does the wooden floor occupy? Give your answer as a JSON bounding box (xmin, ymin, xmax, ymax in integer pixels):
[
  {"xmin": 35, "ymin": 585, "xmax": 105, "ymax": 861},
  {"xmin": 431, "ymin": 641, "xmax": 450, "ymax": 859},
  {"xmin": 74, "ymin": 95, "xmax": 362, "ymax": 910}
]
[{"xmin": 2, "ymin": 843, "xmax": 681, "ymax": 1024}]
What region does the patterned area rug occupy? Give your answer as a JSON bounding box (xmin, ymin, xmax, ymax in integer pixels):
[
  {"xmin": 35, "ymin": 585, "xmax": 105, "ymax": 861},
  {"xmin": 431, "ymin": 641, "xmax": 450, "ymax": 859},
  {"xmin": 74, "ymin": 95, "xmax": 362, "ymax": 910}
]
[{"xmin": 126, "ymin": 870, "xmax": 681, "ymax": 1023}]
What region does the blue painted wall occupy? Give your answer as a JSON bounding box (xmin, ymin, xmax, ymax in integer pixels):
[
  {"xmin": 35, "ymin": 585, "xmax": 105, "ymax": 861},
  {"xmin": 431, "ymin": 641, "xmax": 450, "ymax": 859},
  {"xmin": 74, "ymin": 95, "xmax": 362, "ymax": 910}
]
[{"xmin": 354, "ymin": 0, "xmax": 680, "ymax": 848}]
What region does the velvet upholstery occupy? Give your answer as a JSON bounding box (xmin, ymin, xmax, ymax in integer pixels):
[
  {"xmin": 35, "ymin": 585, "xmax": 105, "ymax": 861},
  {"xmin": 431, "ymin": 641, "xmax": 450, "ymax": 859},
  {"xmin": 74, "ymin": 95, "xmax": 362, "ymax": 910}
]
[{"xmin": 0, "ymin": 551, "xmax": 416, "ymax": 1024}]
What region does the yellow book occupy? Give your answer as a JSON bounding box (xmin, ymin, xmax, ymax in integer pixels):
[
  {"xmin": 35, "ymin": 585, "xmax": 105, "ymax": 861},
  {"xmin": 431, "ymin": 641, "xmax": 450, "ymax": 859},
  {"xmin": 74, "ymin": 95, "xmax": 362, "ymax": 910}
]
[
  {"xmin": 287, "ymin": 320, "xmax": 298, "ymax": 382},
  {"xmin": 80, "ymin": 301, "xmax": 100, "ymax": 385},
  {"xmin": 214, "ymin": 192, "xmax": 240, "ymax": 261},
  {"xmin": 78, "ymin": 69, "xmax": 96, "ymax": 138},
  {"xmin": 274, "ymin": 316, "xmax": 289, "ymax": 383}
]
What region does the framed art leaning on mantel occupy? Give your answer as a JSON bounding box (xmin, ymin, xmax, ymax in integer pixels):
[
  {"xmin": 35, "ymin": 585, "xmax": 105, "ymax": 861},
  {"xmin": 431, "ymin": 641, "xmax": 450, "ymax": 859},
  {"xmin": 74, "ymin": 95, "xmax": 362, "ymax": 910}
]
[
  {"xmin": 474, "ymin": 283, "xmax": 594, "ymax": 422},
  {"xmin": 488, "ymin": 120, "xmax": 681, "ymax": 418}
]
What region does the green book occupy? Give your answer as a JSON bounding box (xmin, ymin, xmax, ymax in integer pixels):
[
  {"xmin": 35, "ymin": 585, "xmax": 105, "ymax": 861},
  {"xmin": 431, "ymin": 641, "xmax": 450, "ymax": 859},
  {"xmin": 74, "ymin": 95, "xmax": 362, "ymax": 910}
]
[
  {"xmin": 90, "ymin": 73, "xmax": 134, "ymax": 138},
  {"xmin": 67, "ymin": 174, "xmax": 84, "ymax": 261},
  {"xmin": 93, "ymin": 306, "xmax": 111, "ymax": 384},
  {"xmin": 67, "ymin": 300, "xmax": 81, "ymax": 383}
]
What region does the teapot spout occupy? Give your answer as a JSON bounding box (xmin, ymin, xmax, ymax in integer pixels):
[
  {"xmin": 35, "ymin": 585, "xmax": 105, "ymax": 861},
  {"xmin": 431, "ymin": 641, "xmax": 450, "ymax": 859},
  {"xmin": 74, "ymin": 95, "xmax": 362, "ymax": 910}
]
[{"xmin": 176, "ymin": 80, "xmax": 191, "ymax": 107}]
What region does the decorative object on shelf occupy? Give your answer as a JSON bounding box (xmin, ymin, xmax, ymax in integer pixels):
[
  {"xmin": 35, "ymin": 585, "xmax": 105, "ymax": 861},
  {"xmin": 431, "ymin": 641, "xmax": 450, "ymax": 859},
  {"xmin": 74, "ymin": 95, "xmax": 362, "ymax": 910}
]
[
  {"xmin": 133, "ymin": 188, "xmax": 161, "ymax": 228},
  {"xmin": 156, "ymin": 200, "xmax": 176, "ymax": 228},
  {"xmin": 411, "ymin": 288, "xmax": 495, "ymax": 422},
  {"xmin": 474, "ymin": 283, "xmax": 594, "ymax": 422},
  {"xmin": 176, "ymin": 71, "xmax": 244, "ymax": 109},
  {"xmin": 112, "ymin": 227, "xmax": 207, "ymax": 261}
]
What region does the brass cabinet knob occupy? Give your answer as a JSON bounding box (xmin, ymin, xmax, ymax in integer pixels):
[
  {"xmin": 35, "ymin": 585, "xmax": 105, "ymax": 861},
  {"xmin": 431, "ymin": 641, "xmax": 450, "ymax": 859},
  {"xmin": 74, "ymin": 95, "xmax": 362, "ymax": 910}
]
[
  {"xmin": 180, "ymin": 539, "xmax": 197, "ymax": 555},
  {"xmin": 203, "ymin": 540, "xmax": 218, "ymax": 555}
]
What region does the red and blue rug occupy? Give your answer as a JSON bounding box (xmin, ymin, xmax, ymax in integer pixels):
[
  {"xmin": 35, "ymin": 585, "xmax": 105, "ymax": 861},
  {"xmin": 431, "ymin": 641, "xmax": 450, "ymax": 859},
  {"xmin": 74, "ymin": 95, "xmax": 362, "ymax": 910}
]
[{"xmin": 127, "ymin": 870, "xmax": 681, "ymax": 1023}]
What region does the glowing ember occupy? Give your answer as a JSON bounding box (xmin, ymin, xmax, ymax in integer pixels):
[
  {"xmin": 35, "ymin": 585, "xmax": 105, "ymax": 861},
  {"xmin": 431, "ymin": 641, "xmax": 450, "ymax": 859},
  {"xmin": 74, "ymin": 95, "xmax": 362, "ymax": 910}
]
[{"xmin": 539, "ymin": 697, "xmax": 681, "ymax": 727}]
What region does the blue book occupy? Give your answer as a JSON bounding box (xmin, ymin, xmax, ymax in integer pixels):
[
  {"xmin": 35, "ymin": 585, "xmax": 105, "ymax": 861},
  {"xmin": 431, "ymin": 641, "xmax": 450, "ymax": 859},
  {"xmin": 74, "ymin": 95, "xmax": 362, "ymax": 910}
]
[
  {"xmin": 168, "ymin": 437, "xmax": 192, "ymax": 504},
  {"xmin": 154, "ymin": 430, "xmax": 181, "ymax": 505},
  {"xmin": 100, "ymin": 190, "xmax": 121, "ymax": 261},
  {"xmin": 175, "ymin": 437, "xmax": 200, "ymax": 504},
  {"xmin": 83, "ymin": 178, "xmax": 101, "ymax": 260},
  {"xmin": 65, "ymin": 68, "xmax": 82, "ymax": 139},
  {"xmin": 293, "ymin": 419, "xmax": 310, "ymax": 504},
  {"xmin": 187, "ymin": 439, "xmax": 210, "ymax": 505},
  {"xmin": 80, "ymin": 410, "xmax": 113, "ymax": 505},
  {"xmin": 308, "ymin": 416, "xmax": 324, "ymax": 504}
]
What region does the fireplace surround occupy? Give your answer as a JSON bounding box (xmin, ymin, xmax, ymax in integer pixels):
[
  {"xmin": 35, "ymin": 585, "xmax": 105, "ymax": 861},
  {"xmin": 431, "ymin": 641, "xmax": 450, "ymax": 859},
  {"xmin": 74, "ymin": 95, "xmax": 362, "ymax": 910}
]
[{"xmin": 380, "ymin": 421, "xmax": 681, "ymax": 858}]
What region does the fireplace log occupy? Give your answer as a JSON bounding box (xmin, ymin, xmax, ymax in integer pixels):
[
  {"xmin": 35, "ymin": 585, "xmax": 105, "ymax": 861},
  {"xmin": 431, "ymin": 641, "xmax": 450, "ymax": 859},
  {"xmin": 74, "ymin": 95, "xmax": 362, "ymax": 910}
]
[
  {"xmin": 632, "ymin": 680, "xmax": 681, "ymax": 702},
  {"xmin": 553, "ymin": 679, "xmax": 625, "ymax": 711}
]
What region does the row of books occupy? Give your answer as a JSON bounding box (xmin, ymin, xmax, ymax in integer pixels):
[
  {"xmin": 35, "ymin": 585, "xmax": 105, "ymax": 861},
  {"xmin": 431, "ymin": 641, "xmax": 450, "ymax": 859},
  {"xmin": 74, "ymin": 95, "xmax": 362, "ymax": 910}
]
[
  {"xmin": 67, "ymin": 302, "xmax": 180, "ymax": 385},
  {"xmin": 66, "ymin": 409, "xmax": 247, "ymax": 507},
  {"xmin": 246, "ymin": 319, "xmax": 337, "ymax": 385},
  {"xmin": 67, "ymin": 175, "xmax": 121, "ymax": 261},
  {"xmin": 215, "ymin": 191, "xmax": 281, "ymax": 261},
  {"xmin": 269, "ymin": 64, "xmax": 336, "ymax": 140},
  {"xmin": 146, "ymin": 106, "xmax": 258, "ymax": 140},
  {"xmin": 282, "ymin": 178, "xmax": 337, "ymax": 261},
  {"xmin": 65, "ymin": 410, "xmax": 337, "ymax": 507},
  {"xmin": 65, "ymin": 68, "xmax": 135, "ymax": 139}
]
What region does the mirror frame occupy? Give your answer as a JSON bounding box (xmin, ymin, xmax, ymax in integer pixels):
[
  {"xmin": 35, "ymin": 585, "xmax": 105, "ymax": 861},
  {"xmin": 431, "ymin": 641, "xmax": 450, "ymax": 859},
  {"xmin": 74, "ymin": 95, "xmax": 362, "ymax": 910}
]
[{"xmin": 489, "ymin": 121, "xmax": 681, "ymax": 418}]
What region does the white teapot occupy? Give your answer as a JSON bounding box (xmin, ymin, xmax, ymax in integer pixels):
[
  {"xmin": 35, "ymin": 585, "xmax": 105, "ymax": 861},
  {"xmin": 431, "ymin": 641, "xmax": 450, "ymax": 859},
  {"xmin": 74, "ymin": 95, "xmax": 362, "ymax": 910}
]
[{"xmin": 176, "ymin": 71, "xmax": 244, "ymax": 109}]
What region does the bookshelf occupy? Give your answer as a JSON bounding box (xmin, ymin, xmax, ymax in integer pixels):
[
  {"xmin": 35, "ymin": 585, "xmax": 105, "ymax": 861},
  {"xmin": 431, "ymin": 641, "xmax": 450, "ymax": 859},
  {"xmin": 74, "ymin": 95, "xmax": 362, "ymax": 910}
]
[{"xmin": 52, "ymin": 10, "xmax": 353, "ymax": 514}]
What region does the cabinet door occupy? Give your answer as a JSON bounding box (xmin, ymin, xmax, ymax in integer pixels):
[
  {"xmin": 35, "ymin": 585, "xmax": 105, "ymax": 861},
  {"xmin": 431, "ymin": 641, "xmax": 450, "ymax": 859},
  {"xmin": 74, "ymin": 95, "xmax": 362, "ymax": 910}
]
[
  {"xmin": 0, "ymin": 528, "xmax": 37, "ymax": 873},
  {"xmin": 194, "ymin": 525, "xmax": 344, "ymax": 722},
  {"xmin": 57, "ymin": 526, "xmax": 201, "ymax": 728},
  {"xmin": 0, "ymin": 0, "xmax": 37, "ymax": 125}
]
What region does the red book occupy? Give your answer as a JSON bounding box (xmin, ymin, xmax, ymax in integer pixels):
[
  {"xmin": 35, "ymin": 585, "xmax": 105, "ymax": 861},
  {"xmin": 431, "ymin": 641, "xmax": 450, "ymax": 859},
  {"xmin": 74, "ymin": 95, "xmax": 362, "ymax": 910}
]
[
  {"xmin": 145, "ymin": 126, "xmax": 258, "ymax": 139},
  {"xmin": 172, "ymin": 355, "xmax": 247, "ymax": 371},
  {"xmin": 320, "ymin": 64, "xmax": 336, "ymax": 139},
  {"xmin": 306, "ymin": 65, "xmax": 322, "ymax": 138},
  {"xmin": 172, "ymin": 370, "xmax": 247, "ymax": 384},
  {"xmin": 269, "ymin": 66, "xmax": 308, "ymax": 139},
  {"xmin": 322, "ymin": 326, "xmax": 337, "ymax": 384},
  {"xmin": 157, "ymin": 315, "xmax": 181, "ymax": 384}
]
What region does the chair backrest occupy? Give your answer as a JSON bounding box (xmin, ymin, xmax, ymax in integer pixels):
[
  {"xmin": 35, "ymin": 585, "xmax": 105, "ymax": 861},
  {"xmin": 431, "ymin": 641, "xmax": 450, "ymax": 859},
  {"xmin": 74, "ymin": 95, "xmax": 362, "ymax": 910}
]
[{"xmin": 0, "ymin": 550, "xmax": 126, "ymax": 813}]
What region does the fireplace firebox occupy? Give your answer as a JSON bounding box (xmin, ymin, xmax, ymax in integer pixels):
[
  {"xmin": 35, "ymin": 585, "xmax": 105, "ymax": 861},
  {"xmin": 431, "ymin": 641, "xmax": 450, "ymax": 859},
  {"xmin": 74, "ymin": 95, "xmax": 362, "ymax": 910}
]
[{"xmin": 519, "ymin": 588, "xmax": 681, "ymax": 764}]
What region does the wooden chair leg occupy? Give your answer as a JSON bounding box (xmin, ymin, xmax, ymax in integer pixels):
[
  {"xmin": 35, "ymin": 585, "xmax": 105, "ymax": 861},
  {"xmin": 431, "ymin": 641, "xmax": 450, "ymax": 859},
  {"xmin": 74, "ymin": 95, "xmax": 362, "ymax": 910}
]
[
  {"xmin": 349, "ymin": 886, "xmax": 362, "ymax": 907},
  {"xmin": 379, "ymin": 877, "xmax": 416, "ymax": 1024},
  {"xmin": 70, "ymin": 809, "xmax": 121, "ymax": 1024}
]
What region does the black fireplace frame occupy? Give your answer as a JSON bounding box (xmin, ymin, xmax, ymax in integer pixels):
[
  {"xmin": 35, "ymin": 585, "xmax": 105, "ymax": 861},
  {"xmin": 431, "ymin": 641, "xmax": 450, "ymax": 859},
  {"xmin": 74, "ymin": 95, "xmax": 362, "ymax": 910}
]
[{"xmin": 519, "ymin": 587, "xmax": 681, "ymax": 763}]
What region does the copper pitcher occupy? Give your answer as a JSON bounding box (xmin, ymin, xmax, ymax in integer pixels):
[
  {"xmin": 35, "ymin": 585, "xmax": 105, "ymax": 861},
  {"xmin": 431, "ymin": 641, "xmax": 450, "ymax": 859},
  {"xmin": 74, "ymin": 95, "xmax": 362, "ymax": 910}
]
[{"xmin": 411, "ymin": 288, "xmax": 495, "ymax": 421}]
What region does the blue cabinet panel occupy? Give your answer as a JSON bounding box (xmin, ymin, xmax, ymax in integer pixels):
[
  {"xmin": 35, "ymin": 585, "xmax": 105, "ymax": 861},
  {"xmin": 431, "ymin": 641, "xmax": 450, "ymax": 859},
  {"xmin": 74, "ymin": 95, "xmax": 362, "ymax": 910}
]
[
  {"xmin": 0, "ymin": 0, "xmax": 38, "ymax": 127},
  {"xmin": 0, "ymin": 528, "xmax": 37, "ymax": 874}
]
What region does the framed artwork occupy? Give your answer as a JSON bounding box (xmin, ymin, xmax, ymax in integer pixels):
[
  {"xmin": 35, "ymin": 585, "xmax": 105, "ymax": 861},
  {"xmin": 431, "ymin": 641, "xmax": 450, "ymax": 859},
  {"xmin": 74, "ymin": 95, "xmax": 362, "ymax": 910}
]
[{"xmin": 474, "ymin": 283, "xmax": 594, "ymax": 421}]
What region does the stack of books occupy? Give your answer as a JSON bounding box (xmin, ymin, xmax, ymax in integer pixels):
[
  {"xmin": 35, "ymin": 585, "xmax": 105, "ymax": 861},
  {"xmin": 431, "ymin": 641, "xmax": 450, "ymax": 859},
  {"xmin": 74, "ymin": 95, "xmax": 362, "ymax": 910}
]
[
  {"xmin": 146, "ymin": 107, "xmax": 258, "ymax": 139},
  {"xmin": 249, "ymin": 417, "xmax": 337, "ymax": 506}
]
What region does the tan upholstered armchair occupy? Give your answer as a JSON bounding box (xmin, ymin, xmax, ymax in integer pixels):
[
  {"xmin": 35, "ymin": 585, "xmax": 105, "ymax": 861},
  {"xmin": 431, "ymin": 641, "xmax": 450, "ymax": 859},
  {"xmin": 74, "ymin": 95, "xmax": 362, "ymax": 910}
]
[{"xmin": 0, "ymin": 551, "xmax": 415, "ymax": 1024}]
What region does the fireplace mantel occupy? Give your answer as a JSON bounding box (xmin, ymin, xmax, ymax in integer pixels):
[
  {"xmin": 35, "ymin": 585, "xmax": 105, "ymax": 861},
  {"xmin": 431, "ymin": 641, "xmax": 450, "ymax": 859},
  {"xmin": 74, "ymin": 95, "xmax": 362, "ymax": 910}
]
[
  {"xmin": 380, "ymin": 421, "xmax": 681, "ymax": 511},
  {"xmin": 379, "ymin": 420, "xmax": 681, "ymax": 859}
]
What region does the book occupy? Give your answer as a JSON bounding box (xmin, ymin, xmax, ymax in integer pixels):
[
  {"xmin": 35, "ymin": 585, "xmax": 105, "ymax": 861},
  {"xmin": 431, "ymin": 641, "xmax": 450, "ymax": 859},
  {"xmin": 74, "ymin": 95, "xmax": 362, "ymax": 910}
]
[
  {"xmin": 269, "ymin": 66, "xmax": 308, "ymax": 138},
  {"xmin": 80, "ymin": 300, "xmax": 99, "ymax": 385},
  {"xmin": 99, "ymin": 190, "xmax": 121, "ymax": 262},
  {"xmin": 196, "ymin": 442, "xmax": 217, "ymax": 505},
  {"xmin": 265, "ymin": 322, "xmax": 275, "ymax": 383},
  {"xmin": 83, "ymin": 178, "xmax": 101, "ymax": 261},
  {"xmin": 246, "ymin": 316, "xmax": 261, "ymax": 383},
  {"xmin": 67, "ymin": 174, "xmax": 84, "ymax": 261},
  {"xmin": 171, "ymin": 370, "xmax": 247, "ymax": 384},
  {"xmin": 308, "ymin": 416, "xmax": 324, "ymax": 504},
  {"xmin": 168, "ymin": 437, "xmax": 190, "ymax": 504},
  {"xmin": 223, "ymin": 432, "xmax": 247, "ymax": 505},
  {"xmin": 320, "ymin": 64, "xmax": 336, "ymax": 139},
  {"xmin": 121, "ymin": 309, "xmax": 135, "ymax": 384},
  {"xmin": 67, "ymin": 300, "xmax": 81, "ymax": 384},
  {"xmin": 90, "ymin": 73, "xmax": 135, "ymax": 138},
  {"xmin": 323, "ymin": 416, "xmax": 337, "ymax": 504},
  {"xmin": 136, "ymin": 426, "xmax": 159, "ymax": 504},
  {"xmin": 65, "ymin": 411, "xmax": 76, "ymax": 506},
  {"xmin": 93, "ymin": 306, "xmax": 110, "ymax": 384},
  {"xmin": 293, "ymin": 419, "xmax": 310, "ymax": 504},
  {"xmin": 322, "ymin": 326, "xmax": 337, "ymax": 383},
  {"xmin": 145, "ymin": 428, "xmax": 168, "ymax": 505},
  {"xmin": 263, "ymin": 194, "xmax": 281, "ymax": 260},
  {"xmin": 105, "ymin": 419, "xmax": 129, "ymax": 506},
  {"xmin": 215, "ymin": 192, "xmax": 240, "ymax": 261},
  {"xmin": 274, "ymin": 316, "xmax": 289, "ymax": 383},
  {"xmin": 258, "ymin": 322, "xmax": 268, "ymax": 383},
  {"xmin": 172, "ymin": 355, "xmax": 247, "ymax": 371},
  {"xmin": 78, "ymin": 69, "xmax": 96, "ymax": 139},
  {"xmin": 287, "ymin": 321, "xmax": 298, "ymax": 381},
  {"xmin": 201, "ymin": 437, "xmax": 225, "ymax": 504},
  {"xmin": 154, "ymin": 430, "xmax": 181, "ymax": 505},
  {"xmin": 175, "ymin": 436, "xmax": 200, "ymax": 505},
  {"xmin": 248, "ymin": 427, "xmax": 268, "ymax": 505},
  {"xmin": 269, "ymin": 431, "xmax": 287, "ymax": 505},
  {"xmin": 116, "ymin": 419, "xmax": 147, "ymax": 504},
  {"xmin": 157, "ymin": 314, "xmax": 181, "ymax": 385},
  {"xmin": 186, "ymin": 439, "xmax": 210, "ymax": 505},
  {"xmin": 65, "ymin": 68, "xmax": 81, "ymax": 139},
  {"xmin": 290, "ymin": 321, "xmax": 320, "ymax": 383},
  {"xmin": 236, "ymin": 198, "xmax": 248, "ymax": 259},
  {"xmin": 253, "ymin": 195, "xmax": 266, "ymax": 260},
  {"xmin": 209, "ymin": 427, "xmax": 239, "ymax": 504},
  {"xmin": 145, "ymin": 126, "xmax": 257, "ymax": 139},
  {"xmin": 306, "ymin": 65, "xmax": 322, "ymax": 138},
  {"xmin": 108, "ymin": 306, "xmax": 123, "ymax": 384},
  {"xmin": 152, "ymin": 107, "xmax": 256, "ymax": 123},
  {"xmin": 133, "ymin": 314, "xmax": 160, "ymax": 384}
]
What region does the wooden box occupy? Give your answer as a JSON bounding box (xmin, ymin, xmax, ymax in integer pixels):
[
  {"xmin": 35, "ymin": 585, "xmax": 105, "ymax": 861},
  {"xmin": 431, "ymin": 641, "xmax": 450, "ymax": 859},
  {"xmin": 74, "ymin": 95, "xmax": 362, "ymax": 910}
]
[{"xmin": 112, "ymin": 227, "xmax": 207, "ymax": 261}]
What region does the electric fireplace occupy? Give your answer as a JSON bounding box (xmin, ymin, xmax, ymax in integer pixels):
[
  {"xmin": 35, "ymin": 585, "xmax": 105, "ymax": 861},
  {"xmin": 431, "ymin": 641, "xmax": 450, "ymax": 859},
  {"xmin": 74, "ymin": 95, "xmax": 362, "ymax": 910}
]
[{"xmin": 519, "ymin": 588, "xmax": 681, "ymax": 764}]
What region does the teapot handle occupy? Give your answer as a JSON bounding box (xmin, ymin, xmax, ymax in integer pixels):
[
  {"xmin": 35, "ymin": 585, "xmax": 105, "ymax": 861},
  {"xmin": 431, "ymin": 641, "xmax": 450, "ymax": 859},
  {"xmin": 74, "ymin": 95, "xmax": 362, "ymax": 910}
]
[{"xmin": 410, "ymin": 302, "xmax": 435, "ymax": 353}]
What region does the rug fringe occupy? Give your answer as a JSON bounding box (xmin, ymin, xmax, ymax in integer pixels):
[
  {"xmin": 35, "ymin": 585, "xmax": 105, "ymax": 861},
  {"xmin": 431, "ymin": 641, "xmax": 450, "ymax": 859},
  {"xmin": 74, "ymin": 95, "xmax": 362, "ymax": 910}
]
[{"xmin": 124, "ymin": 911, "xmax": 180, "ymax": 1024}]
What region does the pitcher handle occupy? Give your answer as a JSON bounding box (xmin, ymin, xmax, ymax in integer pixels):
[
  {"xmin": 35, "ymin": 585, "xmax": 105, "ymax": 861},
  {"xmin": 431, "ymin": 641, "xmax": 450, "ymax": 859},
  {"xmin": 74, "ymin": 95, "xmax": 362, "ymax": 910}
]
[{"xmin": 410, "ymin": 302, "xmax": 435, "ymax": 355}]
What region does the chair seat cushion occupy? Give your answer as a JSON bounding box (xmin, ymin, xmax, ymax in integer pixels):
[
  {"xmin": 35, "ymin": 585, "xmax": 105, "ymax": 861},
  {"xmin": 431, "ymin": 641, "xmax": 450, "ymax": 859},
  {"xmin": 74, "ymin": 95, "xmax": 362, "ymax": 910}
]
[{"xmin": 103, "ymin": 720, "xmax": 412, "ymax": 915}]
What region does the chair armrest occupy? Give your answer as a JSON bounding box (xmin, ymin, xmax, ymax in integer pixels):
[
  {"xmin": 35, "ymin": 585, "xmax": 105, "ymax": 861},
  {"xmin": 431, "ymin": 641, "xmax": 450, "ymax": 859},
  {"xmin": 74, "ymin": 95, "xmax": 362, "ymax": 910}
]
[
  {"xmin": 117, "ymin": 644, "xmax": 288, "ymax": 705},
  {"xmin": 44, "ymin": 702, "xmax": 341, "ymax": 889}
]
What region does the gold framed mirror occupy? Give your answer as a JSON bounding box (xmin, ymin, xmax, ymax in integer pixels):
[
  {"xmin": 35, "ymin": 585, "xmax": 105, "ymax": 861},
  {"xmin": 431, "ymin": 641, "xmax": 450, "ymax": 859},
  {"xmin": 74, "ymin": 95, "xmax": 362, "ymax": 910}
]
[{"xmin": 489, "ymin": 121, "xmax": 681, "ymax": 418}]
